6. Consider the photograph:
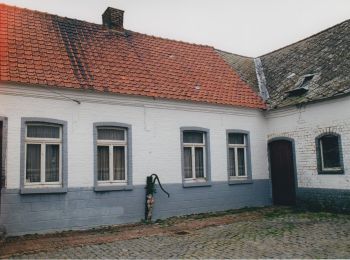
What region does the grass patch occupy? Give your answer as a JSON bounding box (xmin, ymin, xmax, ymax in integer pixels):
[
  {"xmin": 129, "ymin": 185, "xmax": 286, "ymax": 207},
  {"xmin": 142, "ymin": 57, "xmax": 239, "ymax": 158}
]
[
  {"xmin": 260, "ymin": 222, "xmax": 296, "ymax": 237},
  {"xmin": 263, "ymin": 206, "xmax": 293, "ymax": 219},
  {"xmin": 263, "ymin": 206, "xmax": 348, "ymax": 222}
]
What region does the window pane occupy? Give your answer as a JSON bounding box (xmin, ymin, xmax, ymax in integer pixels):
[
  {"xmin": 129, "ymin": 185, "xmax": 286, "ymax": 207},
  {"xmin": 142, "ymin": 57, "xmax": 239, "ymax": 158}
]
[
  {"xmin": 97, "ymin": 146, "xmax": 109, "ymax": 181},
  {"xmin": 45, "ymin": 144, "xmax": 60, "ymax": 182},
  {"xmin": 184, "ymin": 147, "xmax": 192, "ymax": 178},
  {"xmin": 228, "ymin": 133, "xmax": 245, "ymax": 144},
  {"xmin": 183, "ymin": 131, "xmax": 203, "ymax": 144},
  {"xmin": 27, "ymin": 125, "xmax": 60, "ymax": 138},
  {"xmin": 321, "ymin": 135, "xmax": 341, "ymax": 168},
  {"xmin": 299, "ymin": 75, "xmax": 314, "ymax": 89},
  {"xmin": 26, "ymin": 144, "xmax": 41, "ymax": 182},
  {"xmin": 195, "ymin": 147, "xmax": 204, "ymax": 178},
  {"xmin": 237, "ymin": 148, "xmax": 246, "ymax": 176},
  {"xmin": 113, "ymin": 146, "xmax": 125, "ymax": 180},
  {"xmin": 229, "ymin": 148, "xmax": 236, "ymax": 176},
  {"xmin": 98, "ymin": 128, "xmax": 125, "ymax": 141}
]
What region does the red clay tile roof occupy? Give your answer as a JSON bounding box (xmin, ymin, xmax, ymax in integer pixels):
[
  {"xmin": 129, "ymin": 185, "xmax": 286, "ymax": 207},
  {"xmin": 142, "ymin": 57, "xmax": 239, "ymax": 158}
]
[{"xmin": 0, "ymin": 4, "xmax": 266, "ymax": 109}]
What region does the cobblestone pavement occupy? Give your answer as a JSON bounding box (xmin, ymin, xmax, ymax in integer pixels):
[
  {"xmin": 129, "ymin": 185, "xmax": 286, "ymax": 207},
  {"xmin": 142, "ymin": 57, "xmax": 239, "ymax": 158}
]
[{"xmin": 10, "ymin": 209, "xmax": 350, "ymax": 259}]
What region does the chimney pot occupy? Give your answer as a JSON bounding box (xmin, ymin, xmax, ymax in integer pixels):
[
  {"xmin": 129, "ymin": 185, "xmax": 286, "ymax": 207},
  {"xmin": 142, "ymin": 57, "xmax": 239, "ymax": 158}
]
[{"xmin": 102, "ymin": 7, "xmax": 124, "ymax": 31}]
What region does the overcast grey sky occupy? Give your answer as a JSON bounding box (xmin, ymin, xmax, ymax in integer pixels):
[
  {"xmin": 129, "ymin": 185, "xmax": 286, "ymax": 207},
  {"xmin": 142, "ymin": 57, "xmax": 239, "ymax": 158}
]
[{"xmin": 2, "ymin": 0, "xmax": 350, "ymax": 56}]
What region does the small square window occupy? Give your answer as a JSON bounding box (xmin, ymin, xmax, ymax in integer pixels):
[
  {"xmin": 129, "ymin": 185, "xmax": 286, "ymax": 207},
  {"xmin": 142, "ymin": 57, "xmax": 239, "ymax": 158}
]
[{"xmin": 317, "ymin": 133, "xmax": 343, "ymax": 174}]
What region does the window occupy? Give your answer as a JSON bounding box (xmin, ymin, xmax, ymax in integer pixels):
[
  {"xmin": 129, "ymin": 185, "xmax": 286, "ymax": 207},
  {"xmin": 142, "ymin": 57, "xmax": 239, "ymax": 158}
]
[
  {"xmin": 316, "ymin": 133, "xmax": 344, "ymax": 174},
  {"xmin": 96, "ymin": 126, "xmax": 127, "ymax": 185},
  {"xmin": 24, "ymin": 123, "xmax": 62, "ymax": 186},
  {"xmin": 298, "ymin": 75, "xmax": 314, "ymax": 89},
  {"xmin": 228, "ymin": 133, "xmax": 248, "ymax": 178},
  {"xmin": 182, "ymin": 130, "xmax": 208, "ymax": 182},
  {"xmin": 286, "ymin": 74, "xmax": 315, "ymax": 96}
]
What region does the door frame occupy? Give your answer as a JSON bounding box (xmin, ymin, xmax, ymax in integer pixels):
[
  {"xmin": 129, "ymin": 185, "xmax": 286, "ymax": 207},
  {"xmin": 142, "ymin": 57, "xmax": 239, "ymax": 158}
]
[{"xmin": 267, "ymin": 137, "xmax": 298, "ymax": 204}]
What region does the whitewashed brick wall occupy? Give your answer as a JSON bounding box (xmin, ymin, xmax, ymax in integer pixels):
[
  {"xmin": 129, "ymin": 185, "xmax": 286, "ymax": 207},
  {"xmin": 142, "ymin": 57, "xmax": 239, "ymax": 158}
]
[
  {"xmin": 267, "ymin": 96, "xmax": 350, "ymax": 189},
  {"xmin": 2, "ymin": 83, "xmax": 348, "ymax": 192},
  {"xmin": 0, "ymin": 84, "xmax": 269, "ymax": 189}
]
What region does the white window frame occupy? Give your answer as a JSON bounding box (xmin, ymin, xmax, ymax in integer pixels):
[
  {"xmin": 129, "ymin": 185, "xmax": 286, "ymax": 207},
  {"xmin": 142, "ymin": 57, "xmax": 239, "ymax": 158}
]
[
  {"xmin": 97, "ymin": 127, "xmax": 127, "ymax": 185},
  {"xmin": 24, "ymin": 123, "xmax": 62, "ymax": 187},
  {"xmin": 319, "ymin": 136, "xmax": 341, "ymax": 172},
  {"xmin": 228, "ymin": 133, "xmax": 248, "ymax": 178},
  {"xmin": 183, "ymin": 132, "xmax": 207, "ymax": 181}
]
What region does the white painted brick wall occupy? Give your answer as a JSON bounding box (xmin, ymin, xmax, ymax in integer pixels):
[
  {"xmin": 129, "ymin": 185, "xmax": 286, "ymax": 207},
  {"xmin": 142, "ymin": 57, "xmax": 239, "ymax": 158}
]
[
  {"xmin": 267, "ymin": 96, "xmax": 350, "ymax": 189},
  {"xmin": 0, "ymin": 84, "xmax": 269, "ymax": 189}
]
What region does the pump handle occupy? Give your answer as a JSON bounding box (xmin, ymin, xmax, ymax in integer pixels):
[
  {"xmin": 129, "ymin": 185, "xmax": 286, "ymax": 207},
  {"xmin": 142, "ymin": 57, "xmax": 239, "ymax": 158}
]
[{"xmin": 150, "ymin": 173, "xmax": 170, "ymax": 197}]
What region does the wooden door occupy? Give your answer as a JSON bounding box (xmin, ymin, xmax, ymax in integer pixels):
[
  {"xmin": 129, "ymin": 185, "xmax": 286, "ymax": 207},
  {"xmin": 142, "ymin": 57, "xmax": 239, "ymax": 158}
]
[{"xmin": 268, "ymin": 139, "xmax": 296, "ymax": 205}]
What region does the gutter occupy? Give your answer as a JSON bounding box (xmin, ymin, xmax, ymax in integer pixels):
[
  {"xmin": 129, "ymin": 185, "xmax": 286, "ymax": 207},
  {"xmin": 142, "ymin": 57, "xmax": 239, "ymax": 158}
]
[{"xmin": 253, "ymin": 57, "xmax": 270, "ymax": 101}]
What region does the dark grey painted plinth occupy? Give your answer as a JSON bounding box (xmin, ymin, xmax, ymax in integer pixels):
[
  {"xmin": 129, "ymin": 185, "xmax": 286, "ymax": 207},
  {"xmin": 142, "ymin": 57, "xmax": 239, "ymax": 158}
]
[
  {"xmin": 0, "ymin": 180, "xmax": 271, "ymax": 236},
  {"xmin": 297, "ymin": 187, "xmax": 350, "ymax": 212}
]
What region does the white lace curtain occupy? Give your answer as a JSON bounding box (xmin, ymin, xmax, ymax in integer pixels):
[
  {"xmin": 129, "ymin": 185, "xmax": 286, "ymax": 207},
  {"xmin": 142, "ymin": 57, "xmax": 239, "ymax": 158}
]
[{"xmin": 97, "ymin": 146, "xmax": 125, "ymax": 181}]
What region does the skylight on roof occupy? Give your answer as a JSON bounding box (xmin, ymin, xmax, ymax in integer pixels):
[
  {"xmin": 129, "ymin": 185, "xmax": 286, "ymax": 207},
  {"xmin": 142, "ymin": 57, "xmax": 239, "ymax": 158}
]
[
  {"xmin": 298, "ymin": 75, "xmax": 314, "ymax": 89},
  {"xmin": 286, "ymin": 74, "xmax": 315, "ymax": 97}
]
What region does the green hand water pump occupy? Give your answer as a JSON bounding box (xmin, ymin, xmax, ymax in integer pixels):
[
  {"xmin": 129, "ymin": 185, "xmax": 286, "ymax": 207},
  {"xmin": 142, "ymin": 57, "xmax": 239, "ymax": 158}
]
[{"xmin": 145, "ymin": 174, "xmax": 170, "ymax": 222}]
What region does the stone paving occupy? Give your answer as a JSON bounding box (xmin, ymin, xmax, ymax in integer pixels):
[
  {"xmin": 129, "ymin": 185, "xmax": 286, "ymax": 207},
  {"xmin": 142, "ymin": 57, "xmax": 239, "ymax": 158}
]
[{"xmin": 8, "ymin": 208, "xmax": 350, "ymax": 259}]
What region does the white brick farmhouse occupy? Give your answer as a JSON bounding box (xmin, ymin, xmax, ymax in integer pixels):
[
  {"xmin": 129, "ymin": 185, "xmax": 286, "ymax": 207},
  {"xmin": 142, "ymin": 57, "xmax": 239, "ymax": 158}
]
[{"xmin": 0, "ymin": 4, "xmax": 349, "ymax": 235}]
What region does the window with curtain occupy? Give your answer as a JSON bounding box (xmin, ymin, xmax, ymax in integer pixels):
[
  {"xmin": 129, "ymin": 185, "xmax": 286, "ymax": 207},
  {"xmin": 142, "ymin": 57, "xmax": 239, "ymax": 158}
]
[
  {"xmin": 183, "ymin": 131, "xmax": 206, "ymax": 180},
  {"xmin": 25, "ymin": 123, "xmax": 62, "ymax": 185},
  {"xmin": 97, "ymin": 127, "xmax": 127, "ymax": 183},
  {"xmin": 317, "ymin": 133, "xmax": 343, "ymax": 174},
  {"xmin": 228, "ymin": 133, "xmax": 248, "ymax": 178}
]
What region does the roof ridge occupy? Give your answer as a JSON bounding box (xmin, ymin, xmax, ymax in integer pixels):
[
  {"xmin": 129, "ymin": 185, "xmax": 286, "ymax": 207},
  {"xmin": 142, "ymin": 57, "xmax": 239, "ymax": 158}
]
[
  {"xmin": 0, "ymin": 3, "xmax": 101, "ymax": 27},
  {"xmin": 215, "ymin": 49, "xmax": 254, "ymax": 59},
  {"xmin": 131, "ymin": 31, "xmax": 213, "ymax": 49},
  {"xmin": 259, "ymin": 18, "xmax": 350, "ymax": 57},
  {"xmin": 0, "ymin": 3, "xmax": 214, "ymax": 50}
]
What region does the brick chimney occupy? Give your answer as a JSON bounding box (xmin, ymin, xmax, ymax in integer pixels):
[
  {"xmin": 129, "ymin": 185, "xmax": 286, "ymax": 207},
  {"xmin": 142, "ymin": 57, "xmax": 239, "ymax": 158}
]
[{"xmin": 102, "ymin": 7, "xmax": 124, "ymax": 31}]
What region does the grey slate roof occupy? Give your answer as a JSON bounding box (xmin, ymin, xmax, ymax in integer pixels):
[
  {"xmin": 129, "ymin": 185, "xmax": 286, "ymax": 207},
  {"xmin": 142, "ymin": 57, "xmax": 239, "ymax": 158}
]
[
  {"xmin": 261, "ymin": 19, "xmax": 350, "ymax": 108},
  {"xmin": 219, "ymin": 19, "xmax": 350, "ymax": 109}
]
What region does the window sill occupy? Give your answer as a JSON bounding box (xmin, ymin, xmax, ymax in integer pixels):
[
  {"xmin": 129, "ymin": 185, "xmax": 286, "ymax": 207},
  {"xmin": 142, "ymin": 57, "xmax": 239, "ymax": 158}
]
[
  {"xmin": 94, "ymin": 185, "xmax": 133, "ymax": 192},
  {"xmin": 318, "ymin": 170, "xmax": 344, "ymax": 175},
  {"xmin": 228, "ymin": 179, "xmax": 253, "ymax": 185},
  {"xmin": 183, "ymin": 181, "xmax": 211, "ymax": 188},
  {"xmin": 20, "ymin": 187, "xmax": 67, "ymax": 194}
]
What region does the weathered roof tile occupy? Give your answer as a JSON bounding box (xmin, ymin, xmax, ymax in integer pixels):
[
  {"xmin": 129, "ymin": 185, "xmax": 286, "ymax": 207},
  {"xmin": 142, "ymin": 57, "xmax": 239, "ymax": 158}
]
[
  {"xmin": 0, "ymin": 4, "xmax": 265, "ymax": 109},
  {"xmin": 260, "ymin": 19, "xmax": 350, "ymax": 108}
]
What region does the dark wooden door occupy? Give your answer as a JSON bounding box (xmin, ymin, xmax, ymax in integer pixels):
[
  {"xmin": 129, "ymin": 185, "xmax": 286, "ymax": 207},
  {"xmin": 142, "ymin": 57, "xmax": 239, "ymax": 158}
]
[{"xmin": 268, "ymin": 140, "xmax": 296, "ymax": 205}]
